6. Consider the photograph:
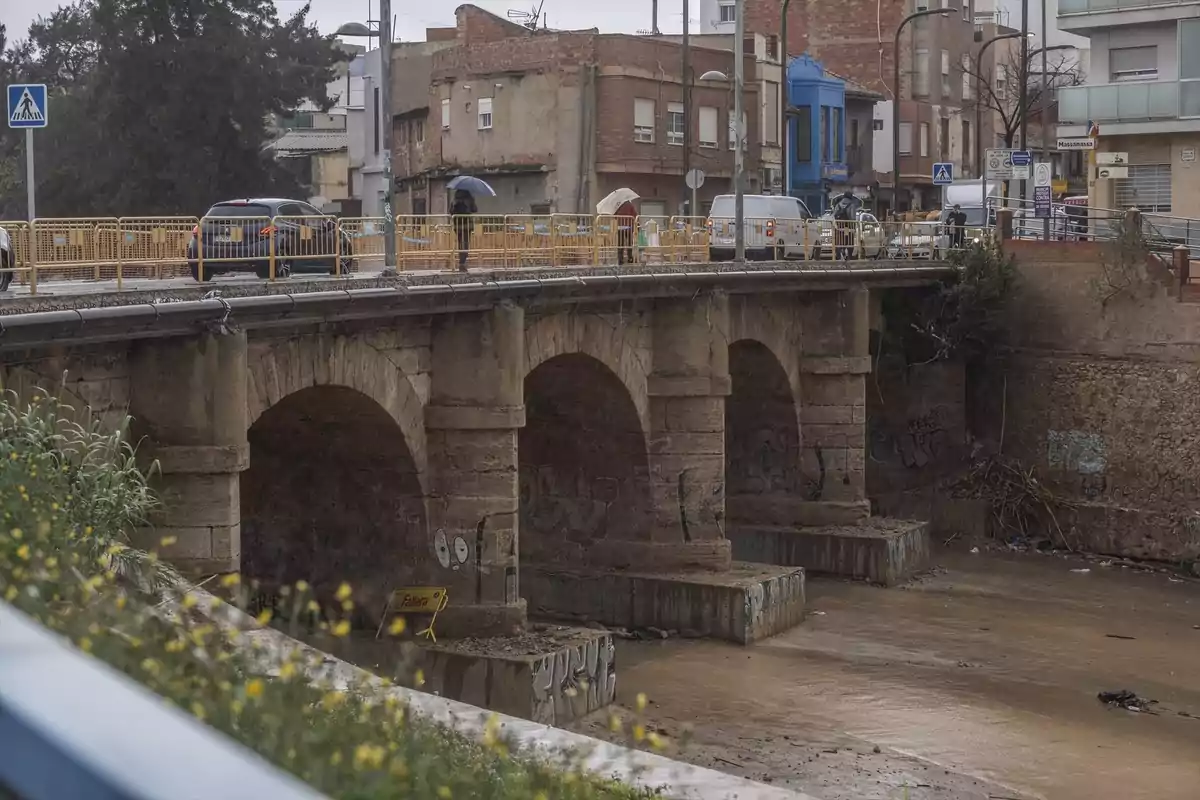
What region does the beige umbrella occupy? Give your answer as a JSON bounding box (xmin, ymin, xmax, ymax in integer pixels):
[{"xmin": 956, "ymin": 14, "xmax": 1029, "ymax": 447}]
[{"xmin": 596, "ymin": 188, "xmax": 639, "ymax": 216}]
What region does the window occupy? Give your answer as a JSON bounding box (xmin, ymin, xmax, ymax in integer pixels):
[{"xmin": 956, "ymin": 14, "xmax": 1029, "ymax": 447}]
[
  {"xmin": 963, "ymin": 0, "xmax": 971, "ymax": 21},
  {"xmin": 832, "ymin": 107, "xmax": 843, "ymax": 161},
  {"xmin": 634, "ymin": 97, "xmax": 655, "ymax": 142},
  {"xmin": 766, "ymin": 35, "xmax": 779, "ymax": 61},
  {"xmin": 667, "ymin": 102, "xmax": 685, "ymax": 145},
  {"xmin": 941, "ymin": 50, "xmax": 951, "ymax": 97},
  {"xmin": 441, "ymin": 98, "xmax": 450, "ymax": 130},
  {"xmin": 415, "ymin": 118, "xmax": 424, "ymax": 143},
  {"xmin": 413, "ymin": 197, "xmax": 428, "ymax": 216},
  {"xmin": 1182, "ymin": 20, "xmax": 1200, "ymax": 79},
  {"xmin": 899, "ymin": 122, "xmax": 913, "ymax": 155},
  {"xmin": 962, "ymin": 54, "xmax": 972, "ymax": 99},
  {"xmin": 919, "ymin": 122, "xmax": 930, "ymax": 157},
  {"xmin": 1115, "ymin": 164, "xmax": 1171, "ymax": 213},
  {"xmin": 820, "ymin": 106, "xmax": 830, "ymax": 161},
  {"xmin": 995, "ymin": 78, "xmax": 1007, "ymax": 100},
  {"xmin": 940, "ymin": 117, "xmax": 950, "ymax": 159},
  {"xmin": 1109, "ymin": 46, "xmax": 1157, "ymax": 82},
  {"xmin": 914, "ymin": 49, "xmax": 930, "ymax": 96},
  {"xmin": 962, "ymin": 119, "xmax": 970, "ymax": 167},
  {"xmin": 719, "ymin": 2, "xmax": 736, "ymax": 23},
  {"xmin": 850, "ymin": 117, "xmax": 860, "ymax": 149},
  {"xmin": 699, "ymin": 106, "xmax": 718, "ymax": 148},
  {"xmin": 765, "ymin": 82, "xmax": 779, "ymax": 144},
  {"xmin": 795, "ymin": 105, "xmax": 812, "ymax": 161},
  {"xmin": 373, "ymin": 87, "xmax": 380, "ymax": 154},
  {"xmin": 477, "ymin": 97, "xmax": 493, "ymax": 130}
]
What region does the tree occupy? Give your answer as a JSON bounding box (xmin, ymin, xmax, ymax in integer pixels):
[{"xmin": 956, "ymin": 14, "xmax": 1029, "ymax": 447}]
[
  {"xmin": 0, "ymin": 0, "xmax": 346, "ymax": 217},
  {"xmin": 958, "ymin": 47, "xmax": 1082, "ymax": 150}
]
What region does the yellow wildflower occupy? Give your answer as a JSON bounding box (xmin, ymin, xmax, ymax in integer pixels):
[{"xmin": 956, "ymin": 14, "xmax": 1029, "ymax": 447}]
[
  {"xmin": 306, "ymin": 600, "xmax": 320, "ymax": 613},
  {"xmin": 354, "ymin": 743, "xmax": 385, "ymax": 769},
  {"xmin": 245, "ymin": 679, "xmax": 264, "ymax": 699},
  {"xmin": 15, "ymin": 544, "xmax": 29, "ymax": 560},
  {"xmin": 4, "ymin": 586, "xmax": 17, "ymax": 602},
  {"xmin": 256, "ymin": 609, "xmax": 273, "ymax": 626},
  {"xmin": 415, "ymin": 669, "xmax": 425, "ymax": 688},
  {"xmin": 647, "ymin": 731, "xmax": 665, "ymax": 750},
  {"xmin": 181, "ymin": 593, "xmax": 198, "ymax": 609},
  {"xmin": 295, "ymin": 580, "xmax": 309, "ymax": 593},
  {"xmin": 8, "ymin": 528, "xmax": 20, "ymax": 539},
  {"xmin": 335, "ymin": 582, "xmax": 353, "ymax": 602},
  {"xmin": 279, "ymin": 662, "xmax": 297, "ymax": 680},
  {"xmin": 437, "ymin": 787, "xmax": 452, "ymax": 799},
  {"xmin": 230, "ymin": 699, "xmax": 244, "ymax": 716},
  {"xmin": 388, "ymin": 616, "xmax": 407, "ymax": 636},
  {"xmin": 636, "ymin": 692, "xmax": 648, "ymax": 712},
  {"xmin": 332, "ymin": 620, "xmax": 351, "ymax": 638},
  {"xmin": 159, "ymin": 535, "xmax": 178, "ymax": 548},
  {"xmin": 78, "ymin": 637, "xmax": 92, "ymax": 653},
  {"xmin": 190, "ymin": 702, "xmax": 206, "ymax": 720},
  {"xmin": 329, "ymin": 751, "xmax": 343, "ymax": 766},
  {"xmin": 633, "ymin": 724, "xmax": 646, "ymax": 742}
]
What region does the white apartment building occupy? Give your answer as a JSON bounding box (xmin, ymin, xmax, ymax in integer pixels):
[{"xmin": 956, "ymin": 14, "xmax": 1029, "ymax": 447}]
[{"xmin": 1056, "ymin": 0, "xmax": 1200, "ymax": 215}]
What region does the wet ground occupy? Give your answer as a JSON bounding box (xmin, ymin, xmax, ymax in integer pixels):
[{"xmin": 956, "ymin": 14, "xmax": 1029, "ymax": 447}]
[{"xmin": 573, "ymin": 547, "xmax": 1200, "ymax": 800}]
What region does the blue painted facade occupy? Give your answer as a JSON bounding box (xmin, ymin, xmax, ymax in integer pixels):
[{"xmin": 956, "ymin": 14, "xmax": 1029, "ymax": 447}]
[{"xmin": 786, "ymin": 55, "xmax": 847, "ymax": 215}]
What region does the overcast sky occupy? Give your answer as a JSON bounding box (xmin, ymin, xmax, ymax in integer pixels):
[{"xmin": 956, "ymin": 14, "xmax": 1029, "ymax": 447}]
[{"xmin": 3, "ymin": 0, "xmax": 683, "ymax": 44}]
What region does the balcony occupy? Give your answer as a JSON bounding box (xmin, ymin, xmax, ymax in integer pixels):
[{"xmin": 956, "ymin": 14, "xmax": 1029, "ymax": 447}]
[
  {"xmin": 1057, "ymin": 80, "xmax": 1200, "ymax": 131},
  {"xmin": 1058, "ymin": 0, "xmax": 1200, "ymax": 32}
]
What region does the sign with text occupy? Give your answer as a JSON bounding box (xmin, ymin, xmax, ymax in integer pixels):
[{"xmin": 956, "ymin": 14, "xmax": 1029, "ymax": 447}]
[
  {"xmin": 1096, "ymin": 152, "xmax": 1128, "ymax": 166},
  {"xmin": 1034, "ymin": 162, "xmax": 1052, "ymax": 188},
  {"xmin": 1034, "ymin": 186, "xmax": 1052, "ymax": 219},
  {"xmin": 375, "ymin": 586, "xmax": 448, "ymax": 642},
  {"xmin": 1057, "ymin": 136, "xmax": 1096, "ymax": 151},
  {"xmin": 985, "ymin": 148, "xmax": 1015, "ymax": 180}
]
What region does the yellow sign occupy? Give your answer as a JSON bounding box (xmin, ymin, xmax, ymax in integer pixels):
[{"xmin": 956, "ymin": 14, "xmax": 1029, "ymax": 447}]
[
  {"xmin": 376, "ymin": 587, "xmax": 448, "ymax": 642},
  {"xmin": 1052, "ymin": 179, "xmax": 1068, "ymax": 194}
]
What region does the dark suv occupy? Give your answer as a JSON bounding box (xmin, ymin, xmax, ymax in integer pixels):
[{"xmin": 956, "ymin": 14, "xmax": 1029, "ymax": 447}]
[{"xmin": 186, "ymin": 198, "xmax": 354, "ymax": 281}]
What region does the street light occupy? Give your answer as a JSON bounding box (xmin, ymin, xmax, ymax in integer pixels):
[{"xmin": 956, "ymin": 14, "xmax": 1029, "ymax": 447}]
[
  {"xmin": 890, "ymin": 6, "xmax": 956, "ymax": 216},
  {"xmin": 698, "ymin": 63, "xmax": 746, "ymax": 262},
  {"xmin": 975, "ymin": 30, "xmax": 1027, "ymax": 216}
]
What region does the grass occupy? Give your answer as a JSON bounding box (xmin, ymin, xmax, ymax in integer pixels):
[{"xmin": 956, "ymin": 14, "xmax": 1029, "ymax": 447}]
[{"xmin": 0, "ymin": 388, "xmax": 655, "ymax": 799}]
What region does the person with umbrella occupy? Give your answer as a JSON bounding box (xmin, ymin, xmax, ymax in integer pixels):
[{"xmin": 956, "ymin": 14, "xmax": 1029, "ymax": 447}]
[
  {"xmin": 446, "ymin": 176, "xmax": 496, "ymax": 271},
  {"xmin": 596, "ymin": 188, "xmax": 640, "ymax": 266}
]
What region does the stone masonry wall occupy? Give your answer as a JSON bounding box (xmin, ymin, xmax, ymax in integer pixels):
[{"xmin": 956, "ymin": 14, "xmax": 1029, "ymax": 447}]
[{"xmin": 978, "ymin": 241, "xmax": 1200, "ymax": 561}]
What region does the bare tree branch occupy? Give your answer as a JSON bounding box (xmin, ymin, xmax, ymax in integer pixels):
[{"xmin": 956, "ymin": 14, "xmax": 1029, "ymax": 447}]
[{"xmin": 956, "ymin": 48, "xmax": 1082, "ymax": 148}]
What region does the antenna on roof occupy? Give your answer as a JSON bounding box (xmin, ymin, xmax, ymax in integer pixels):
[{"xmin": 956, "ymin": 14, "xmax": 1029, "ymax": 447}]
[{"xmin": 506, "ymin": 0, "xmax": 546, "ymax": 30}]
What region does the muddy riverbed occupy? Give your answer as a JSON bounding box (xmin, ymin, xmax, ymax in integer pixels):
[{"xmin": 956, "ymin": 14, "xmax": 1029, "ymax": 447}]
[{"xmin": 573, "ymin": 547, "xmax": 1200, "ymax": 800}]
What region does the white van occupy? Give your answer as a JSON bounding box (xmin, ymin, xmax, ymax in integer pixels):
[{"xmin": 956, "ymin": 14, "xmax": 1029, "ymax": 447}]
[{"xmin": 707, "ymin": 194, "xmax": 820, "ymax": 261}]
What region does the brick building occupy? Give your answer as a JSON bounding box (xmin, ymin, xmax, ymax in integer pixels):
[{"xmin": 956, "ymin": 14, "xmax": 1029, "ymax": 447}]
[
  {"xmin": 705, "ymin": 0, "xmax": 980, "ymax": 212},
  {"xmin": 393, "ymin": 5, "xmax": 759, "ymax": 217}
]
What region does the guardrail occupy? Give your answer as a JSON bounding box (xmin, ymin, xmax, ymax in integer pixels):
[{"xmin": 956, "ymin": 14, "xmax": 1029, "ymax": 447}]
[
  {"xmin": 0, "ymin": 214, "xmax": 990, "ymax": 296},
  {"xmin": 0, "ymin": 600, "xmax": 327, "ymax": 800}
]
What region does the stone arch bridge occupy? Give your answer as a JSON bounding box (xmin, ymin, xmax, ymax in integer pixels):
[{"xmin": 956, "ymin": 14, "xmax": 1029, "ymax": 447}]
[{"xmin": 0, "ymin": 267, "xmax": 946, "ymax": 640}]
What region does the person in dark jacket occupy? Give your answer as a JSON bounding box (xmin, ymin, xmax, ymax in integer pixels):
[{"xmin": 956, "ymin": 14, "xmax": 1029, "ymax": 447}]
[
  {"xmin": 946, "ymin": 203, "xmax": 968, "ymax": 250},
  {"xmin": 615, "ymin": 199, "xmax": 637, "ymax": 265},
  {"xmin": 833, "ymin": 191, "xmax": 856, "ymax": 260},
  {"xmin": 450, "ymin": 189, "xmax": 477, "ymax": 271}
]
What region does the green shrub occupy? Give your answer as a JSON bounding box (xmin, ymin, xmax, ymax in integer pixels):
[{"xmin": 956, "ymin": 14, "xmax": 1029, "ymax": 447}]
[{"xmin": 0, "ymin": 389, "xmax": 649, "ymax": 800}]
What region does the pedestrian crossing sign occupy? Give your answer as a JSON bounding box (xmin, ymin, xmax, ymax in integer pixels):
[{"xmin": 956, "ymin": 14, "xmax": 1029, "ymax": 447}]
[
  {"xmin": 8, "ymin": 84, "xmax": 48, "ymax": 129},
  {"xmin": 932, "ymin": 162, "xmax": 954, "ymax": 186}
]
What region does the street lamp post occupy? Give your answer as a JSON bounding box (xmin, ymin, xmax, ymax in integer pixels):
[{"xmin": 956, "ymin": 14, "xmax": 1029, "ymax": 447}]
[
  {"xmin": 734, "ymin": 0, "xmax": 745, "ymax": 261},
  {"xmin": 975, "ymin": 31, "xmax": 1025, "ymax": 215},
  {"xmin": 891, "ymin": 7, "xmax": 955, "ymax": 216},
  {"xmin": 378, "ymin": 0, "xmax": 395, "ymax": 269}
]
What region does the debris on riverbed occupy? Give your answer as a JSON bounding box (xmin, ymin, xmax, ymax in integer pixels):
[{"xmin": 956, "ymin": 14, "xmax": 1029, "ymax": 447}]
[{"xmin": 1097, "ymin": 690, "xmax": 1159, "ymax": 713}]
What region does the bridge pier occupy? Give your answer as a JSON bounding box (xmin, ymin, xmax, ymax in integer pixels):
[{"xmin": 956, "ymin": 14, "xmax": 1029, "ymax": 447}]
[
  {"xmin": 129, "ymin": 331, "xmax": 248, "ymax": 575},
  {"xmin": 425, "ymin": 302, "xmax": 528, "ymax": 636}
]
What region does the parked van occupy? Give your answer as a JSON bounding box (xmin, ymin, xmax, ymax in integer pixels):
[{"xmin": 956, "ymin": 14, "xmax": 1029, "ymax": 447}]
[{"xmin": 707, "ymin": 194, "xmax": 820, "ymax": 261}]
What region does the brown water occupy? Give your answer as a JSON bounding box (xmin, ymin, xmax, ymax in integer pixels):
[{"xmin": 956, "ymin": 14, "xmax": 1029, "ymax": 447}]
[{"xmin": 574, "ymin": 549, "xmax": 1200, "ymax": 800}]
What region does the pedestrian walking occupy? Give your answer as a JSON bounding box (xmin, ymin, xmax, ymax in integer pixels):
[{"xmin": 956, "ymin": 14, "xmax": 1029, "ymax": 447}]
[
  {"xmin": 615, "ymin": 199, "xmax": 637, "ymax": 265},
  {"xmin": 451, "ymin": 189, "xmax": 477, "ymax": 271},
  {"xmin": 947, "ymin": 203, "xmax": 967, "ymax": 250}
]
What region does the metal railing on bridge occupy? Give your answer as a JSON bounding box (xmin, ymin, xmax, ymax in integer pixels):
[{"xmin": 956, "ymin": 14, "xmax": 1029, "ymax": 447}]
[{"xmin": 0, "ymin": 213, "xmax": 986, "ymax": 296}]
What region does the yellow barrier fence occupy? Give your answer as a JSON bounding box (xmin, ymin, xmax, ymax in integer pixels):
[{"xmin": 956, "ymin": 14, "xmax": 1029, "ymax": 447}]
[
  {"xmin": 593, "ymin": 214, "xmax": 622, "ymax": 265},
  {"xmin": 397, "ymin": 214, "xmax": 453, "ymax": 270},
  {"xmin": 339, "ymin": 216, "xmax": 388, "ymax": 272},
  {"xmin": 0, "ymin": 221, "xmax": 35, "ymax": 293},
  {"xmin": 31, "ymin": 218, "xmax": 120, "ymax": 281},
  {"xmin": 502, "ymin": 215, "xmax": 554, "ymax": 268},
  {"xmin": 194, "ymin": 214, "xmax": 275, "ymax": 282},
  {"xmin": 550, "ymin": 214, "xmax": 596, "ymax": 267},
  {"xmin": 117, "ymin": 216, "xmax": 198, "ymax": 283},
  {"xmin": 269, "ymin": 215, "xmax": 345, "ymax": 276},
  {"xmin": 668, "ymin": 216, "xmax": 709, "ymax": 263}
]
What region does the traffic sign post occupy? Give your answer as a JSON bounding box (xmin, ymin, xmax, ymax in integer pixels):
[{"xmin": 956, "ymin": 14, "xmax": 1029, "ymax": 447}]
[
  {"xmin": 7, "ymin": 84, "xmax": 48, "ymax": 222},
  {"xmin": 1034, "ymin": 186, "xmax": 1052, "ymax": 220},
  {"xmin": 685, "ymin": 168, "xmax": 705, "ymax": 218},
  {"xmin": 1010, "ymin": 150, "xmax": 1032, "ymax": 180},
  {"xmin": 1034, "ymin": 162, "xmax": 1053, "ymax": 236},
  {"xmin": 932, "ymin": 162, "xmax": 954, "ymax": 186}
]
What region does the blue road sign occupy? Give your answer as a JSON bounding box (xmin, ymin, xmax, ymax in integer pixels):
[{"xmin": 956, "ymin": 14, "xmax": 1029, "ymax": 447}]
[
  {"xmin": 932, "ymin": 162, "xmax": 954, "ymax": 185},
  {"xmin": 1034, "ymin": 186, "xmax": 1052, "ymax": 219},
  {"xmin": 7, "ymin": 84, "xmax": 48, "ymax": 129},
  {"xmin": 1010, "ymin": 150, "xmax": 1033, "ymax": 167}
]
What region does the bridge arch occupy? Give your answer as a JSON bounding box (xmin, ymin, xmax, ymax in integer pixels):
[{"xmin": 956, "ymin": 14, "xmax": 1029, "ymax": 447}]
[
  {"xmin": 523, "ymin": 311, "xmax": 651, "ymax": 437},
  {"xmin": 241, "ymin": 335, "xmax": 428, "ymax": 626},
  {"xmin": 519, "ymin": 352, "xmax": 653, "ymax": 567},
  {"xmin": 725, "ymin": 338, "xmax": 803, "ymax": 497}
]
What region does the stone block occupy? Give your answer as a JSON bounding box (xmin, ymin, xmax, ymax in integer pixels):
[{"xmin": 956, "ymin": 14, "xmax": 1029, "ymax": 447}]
[
  {"xmin": 587, "ymin": 539, "xmax": 732, "ymax": 571},
  {"xmin": 414, "ymin": 625, "xmax": 615, "ymax": 725},
  {"xmin": 647, "ymin": 431, "xmax": 725, "ymax": 456},
  {"xmin": 523, "ymin": 562, "xmax": 806, "ymax": 644},
  {"xmin": 730, "ymin": 518, "xmax": 930, "ymax": 587},
  {"xmin": 434, "ymin": 600, "xmax": 528, "ymax": 638},
  {"xmin": 800, "ymin": 405, "xmax": 855, "ymax": 425},
  {"xmin": 726, "ymin": 495, "xmax": 870, "ymax": 527},
  {"xmin": 799, "ymin": 356, "xmax": 872, "ymax": 375}
]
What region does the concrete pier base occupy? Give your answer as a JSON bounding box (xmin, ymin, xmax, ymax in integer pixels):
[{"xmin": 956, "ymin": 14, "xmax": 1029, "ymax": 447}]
[
  {"xmin": 523, "ymin": 562, "xmax": 806, "ymax": 644},
  {"xmin": 415, "ymin": 626, "xmax": 616, "ymax": 726},
  {"xmin": 731, "ymin": 518, "xmax": 930, "ymax": 586}
]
